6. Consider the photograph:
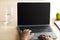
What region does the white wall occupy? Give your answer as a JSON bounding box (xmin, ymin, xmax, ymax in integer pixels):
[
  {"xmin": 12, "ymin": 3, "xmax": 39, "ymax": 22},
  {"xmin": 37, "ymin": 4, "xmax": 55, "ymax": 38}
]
[{"xmin": 50, "ymin": 0, "xmax": 60, "ymax": 19}]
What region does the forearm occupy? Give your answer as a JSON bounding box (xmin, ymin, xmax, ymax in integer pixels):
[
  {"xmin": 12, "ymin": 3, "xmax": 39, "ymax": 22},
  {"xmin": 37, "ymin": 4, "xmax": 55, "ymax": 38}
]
[
  {"xmin": 20, "ymin": 38, "xmax": 27, "ymax": 40},
  {"xmin": 20, "ymin": 38, "xmax": 30, "ymax": 40},
  {"xmin": 20, "ymin": 37, "xmax": 30, "ymax": 40}
]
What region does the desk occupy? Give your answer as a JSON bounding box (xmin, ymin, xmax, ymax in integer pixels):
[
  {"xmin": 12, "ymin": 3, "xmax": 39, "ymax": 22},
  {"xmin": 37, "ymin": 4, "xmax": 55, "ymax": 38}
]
[
  {"xmin": 50, "ymin": 19, "xmax": 60, "ymax": 40},
  {"xmin": 0, "ymin": 26, "xmax": 19, "ymax": 40},
  {"xmin": 0, "ymin": 20, "xmax": 60, "ymax": 40}
]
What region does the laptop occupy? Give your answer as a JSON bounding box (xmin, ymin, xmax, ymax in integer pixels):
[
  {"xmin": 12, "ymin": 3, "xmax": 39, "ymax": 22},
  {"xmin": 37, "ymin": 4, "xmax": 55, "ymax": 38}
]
[{"xmin": 17, "ymin": 2, "xmax": 57, "ymax": 40}]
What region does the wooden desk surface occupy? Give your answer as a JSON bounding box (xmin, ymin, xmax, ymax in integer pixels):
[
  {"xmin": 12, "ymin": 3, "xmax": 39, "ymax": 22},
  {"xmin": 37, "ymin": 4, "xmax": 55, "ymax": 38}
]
[
  {"xmin": 0, "ymin": 20, "xmax": 60, "ymax": 40},
  {"xmin": 0, "ymin": 26, "xmax": 19, "ymax": 40},
  {"xmin": 50, "ymin": 19, "xmax": 60, "ymax": 40}
]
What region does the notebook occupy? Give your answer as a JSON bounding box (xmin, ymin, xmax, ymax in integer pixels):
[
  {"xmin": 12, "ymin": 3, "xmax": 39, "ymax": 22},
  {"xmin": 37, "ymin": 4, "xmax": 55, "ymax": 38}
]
[{"xmin": 54, "ymin": 21, "xmax": 60, "ymax": 29}]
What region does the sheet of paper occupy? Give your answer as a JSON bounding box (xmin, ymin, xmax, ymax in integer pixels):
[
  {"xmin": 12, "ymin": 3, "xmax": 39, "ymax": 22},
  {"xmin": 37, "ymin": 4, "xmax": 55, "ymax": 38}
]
[{"xmin": 54, "ymin": 21, "xmax": 60, "ymax": 28}]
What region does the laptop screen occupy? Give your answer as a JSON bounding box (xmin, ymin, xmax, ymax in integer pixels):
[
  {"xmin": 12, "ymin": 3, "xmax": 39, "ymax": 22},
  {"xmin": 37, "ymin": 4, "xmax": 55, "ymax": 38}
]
[{"xmin": 17, "ymin": 2, "xmax": 50, "ymax": 25}]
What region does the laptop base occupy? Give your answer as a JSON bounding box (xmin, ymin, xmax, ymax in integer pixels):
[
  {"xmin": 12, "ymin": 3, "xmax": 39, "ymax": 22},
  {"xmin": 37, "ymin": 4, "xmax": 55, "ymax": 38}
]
[{"xmin": 17, "ymin": 26, "xmax": 57, "ymax": 40}]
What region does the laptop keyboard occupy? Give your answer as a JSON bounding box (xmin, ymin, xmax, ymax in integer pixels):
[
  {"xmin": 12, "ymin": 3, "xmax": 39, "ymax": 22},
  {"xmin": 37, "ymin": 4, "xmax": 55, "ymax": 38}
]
[
  {"xmin": 18, "ymin": 26, "xmax": 52, "ymax": 33},
  {"xmin": 17, "ymin": 26, "xmax": 57, "ymax": 39}
]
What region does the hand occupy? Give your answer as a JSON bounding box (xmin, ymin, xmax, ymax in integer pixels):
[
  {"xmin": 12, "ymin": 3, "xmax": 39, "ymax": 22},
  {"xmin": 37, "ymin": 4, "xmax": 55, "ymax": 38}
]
[
  {"xmin": 38, "ymin": 34, "xmax": 53, "ymax": 40},
  {"xmin": 20, "ymin": 29, "xmax": 34, "ymax": 40}
]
